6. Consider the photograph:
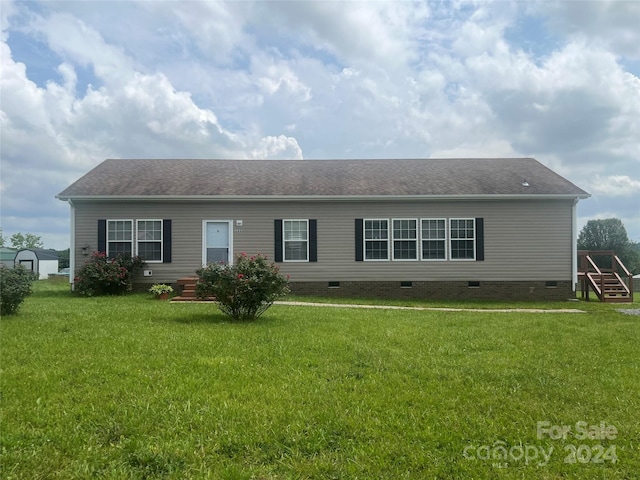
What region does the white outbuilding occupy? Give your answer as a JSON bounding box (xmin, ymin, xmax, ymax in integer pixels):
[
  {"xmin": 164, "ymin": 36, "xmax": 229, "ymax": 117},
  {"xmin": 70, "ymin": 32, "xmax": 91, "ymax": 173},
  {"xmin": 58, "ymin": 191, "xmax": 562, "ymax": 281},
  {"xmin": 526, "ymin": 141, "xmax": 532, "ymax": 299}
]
[{"xmin": 14, "ymin": 249, "xmax": 59, "ymax": 280}]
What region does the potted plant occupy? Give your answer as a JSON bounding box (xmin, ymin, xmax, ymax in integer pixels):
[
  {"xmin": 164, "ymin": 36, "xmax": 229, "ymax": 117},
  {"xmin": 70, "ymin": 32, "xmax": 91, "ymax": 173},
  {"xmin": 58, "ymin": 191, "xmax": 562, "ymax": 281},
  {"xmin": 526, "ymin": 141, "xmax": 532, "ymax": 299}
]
[{"xmin": 149, "ymin": 283, "xmax": 174, "ymax": 300}]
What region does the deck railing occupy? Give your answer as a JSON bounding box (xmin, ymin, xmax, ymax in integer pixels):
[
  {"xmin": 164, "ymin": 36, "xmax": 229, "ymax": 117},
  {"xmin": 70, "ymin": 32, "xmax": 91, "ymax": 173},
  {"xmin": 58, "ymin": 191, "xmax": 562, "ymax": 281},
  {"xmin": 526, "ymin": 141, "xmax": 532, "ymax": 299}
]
[
  {"xmin": 577, "ymin": 250, "xmax": 633, "ymax": 302},
  {"xmin": 613, "ymin": 254, "xmax": 633, "ymax": 297}
]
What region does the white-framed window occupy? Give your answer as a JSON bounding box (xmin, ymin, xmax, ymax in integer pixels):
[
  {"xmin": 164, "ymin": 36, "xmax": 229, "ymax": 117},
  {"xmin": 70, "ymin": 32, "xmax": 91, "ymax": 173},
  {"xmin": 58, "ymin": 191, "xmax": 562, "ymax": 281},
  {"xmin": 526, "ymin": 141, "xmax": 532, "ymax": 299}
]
[
  {"xmin": 283, "ymin": 219, "xmax": 309, "ymax": 261},
  {"xmin": 392, "ymin": 219, "xmax": 418, "ymax": 260},
  {"xmin": 364, "ymin": 219, "xmax": 389, "ymax": 260},
  {"xmin": 107, "ymin": 220, "xmax": 133, "ymax": 257},
  {"xmin": 421, "ymin": 218, "xmax": 447, "ymax": 260},
  {"xmin": 137, "ymin": 220, "xmax": 163, "ymax": 262},
  {"xmin": 450, "ymin": 218, "xmax": 476, "ymax": 260}
]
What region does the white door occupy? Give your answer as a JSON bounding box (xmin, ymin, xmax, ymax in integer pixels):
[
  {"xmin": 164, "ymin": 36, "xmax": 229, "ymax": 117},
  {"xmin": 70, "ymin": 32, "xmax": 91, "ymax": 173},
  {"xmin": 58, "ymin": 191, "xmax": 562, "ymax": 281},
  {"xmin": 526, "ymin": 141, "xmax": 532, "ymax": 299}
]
[{"xmin": 203, "ymin": 221, "xmax": 232, "ymax": 265}]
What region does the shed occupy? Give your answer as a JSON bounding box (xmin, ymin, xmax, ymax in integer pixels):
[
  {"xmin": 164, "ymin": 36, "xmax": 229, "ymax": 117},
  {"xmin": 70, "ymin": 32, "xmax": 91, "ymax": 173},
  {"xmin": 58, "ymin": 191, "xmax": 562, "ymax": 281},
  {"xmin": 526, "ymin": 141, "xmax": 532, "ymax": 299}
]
[{"xmin": 14, "ymin": 249, "xmax": 59, "ymax": 279}]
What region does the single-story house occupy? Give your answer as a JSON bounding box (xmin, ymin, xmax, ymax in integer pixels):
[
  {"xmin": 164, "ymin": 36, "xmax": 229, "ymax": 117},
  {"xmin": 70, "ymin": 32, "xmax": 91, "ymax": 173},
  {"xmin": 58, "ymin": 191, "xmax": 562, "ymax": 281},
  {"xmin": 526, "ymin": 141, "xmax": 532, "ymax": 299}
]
[
  {"xmin": 14, "ymin": 248, "xmax": 59, "ymax": 279},
  {"xmin": 1, "ymin": 247, "xmax": 17, "ymax": 269},
  {"xmin": 56, "ymin": 158, "xmax": 589, "ymax": 300}
]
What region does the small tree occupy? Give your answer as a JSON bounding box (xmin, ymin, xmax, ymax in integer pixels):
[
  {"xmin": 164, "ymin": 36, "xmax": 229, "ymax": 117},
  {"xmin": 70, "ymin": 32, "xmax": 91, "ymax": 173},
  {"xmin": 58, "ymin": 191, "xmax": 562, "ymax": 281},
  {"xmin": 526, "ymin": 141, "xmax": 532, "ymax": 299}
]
[
  {"xmin": 10, "ymin": 232, "xmax": 44, "ymax": 250},
  {"xmin": 74, "ymin": 252, "xmax": 145, "ymax": 296},
  {"xmin": 0, "ymin": 265, "xmax": 36, "ymax": 315},
  {"xmin": 196, "ymin": 253, "xmax": 290, "ymax": 321}
]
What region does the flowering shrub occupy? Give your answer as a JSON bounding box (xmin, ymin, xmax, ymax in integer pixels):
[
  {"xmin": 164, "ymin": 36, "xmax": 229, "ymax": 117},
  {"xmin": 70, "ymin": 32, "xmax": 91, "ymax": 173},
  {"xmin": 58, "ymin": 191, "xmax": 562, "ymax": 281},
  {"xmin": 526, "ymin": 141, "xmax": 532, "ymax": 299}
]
[
  {"xmin": 75, "ymin": 252, "xmax": 145, "ymax": 296},
  {"xmin": 196, "ymin": 253, "xmax": 290, "ymax": 321},
  {"xmin": 0, "ymin": 265, "xmax": 36, "ymax": 315}
]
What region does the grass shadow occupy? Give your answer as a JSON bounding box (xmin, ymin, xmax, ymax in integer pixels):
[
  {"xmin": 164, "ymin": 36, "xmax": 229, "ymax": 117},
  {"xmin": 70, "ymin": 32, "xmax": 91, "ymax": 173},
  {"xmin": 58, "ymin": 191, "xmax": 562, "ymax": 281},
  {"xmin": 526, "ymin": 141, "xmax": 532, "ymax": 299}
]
[
  {"xmin": 30, "ymin": 289, "xmax": 76, "ymax": 300},
  {"xmin": 172, "ymin": 310, "xmax": 279, "ymax": 325}
]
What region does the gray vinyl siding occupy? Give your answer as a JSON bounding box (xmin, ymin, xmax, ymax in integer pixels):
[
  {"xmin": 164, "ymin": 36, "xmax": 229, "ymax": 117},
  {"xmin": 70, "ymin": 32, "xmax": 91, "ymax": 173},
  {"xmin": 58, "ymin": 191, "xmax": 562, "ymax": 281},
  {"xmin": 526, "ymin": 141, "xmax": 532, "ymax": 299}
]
[{"xmin": 72, "ymin": 199, "xmax": 574, "ymax": 283}]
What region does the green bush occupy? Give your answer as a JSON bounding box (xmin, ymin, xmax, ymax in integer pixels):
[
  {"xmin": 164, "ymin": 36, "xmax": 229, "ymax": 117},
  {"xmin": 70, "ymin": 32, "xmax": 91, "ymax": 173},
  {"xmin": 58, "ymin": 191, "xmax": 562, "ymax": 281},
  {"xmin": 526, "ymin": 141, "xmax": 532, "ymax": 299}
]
[
  {"xmin": 196, "ymin": 253, "xmax": 290, "ymax": 321},
  {"xmin": 75, "ymin": 252, "xmax": 145, "ymax": 296},
  {"xmin": 0, "ymin": 265, "xmax": 36, "ymax": 315}
]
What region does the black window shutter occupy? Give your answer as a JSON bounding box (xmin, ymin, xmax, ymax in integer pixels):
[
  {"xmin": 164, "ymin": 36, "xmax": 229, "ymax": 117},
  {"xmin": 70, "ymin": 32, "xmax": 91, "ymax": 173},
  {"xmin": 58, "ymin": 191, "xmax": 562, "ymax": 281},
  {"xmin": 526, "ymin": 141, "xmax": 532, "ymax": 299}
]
[
  {"xmin": 163, "ymin": 219, "xmax": 172, "ymax": 263},
  {"xmin": 97, "ymin": 219, "xmax": 107, "ymax": 254},
  {"xmin": 309, "ymin": 219, "xmax": 317, "ymax": 262},
  {"xmin": 355, "ymin": 218, "xmax": 364, "ymax": 262},
  {"xmin": 476, "ymin": 217, "xmax": 484, "ymax": 261},
  {"xmin": 274, "ymin": 219, "xmax": 283, "ymax": 262}
]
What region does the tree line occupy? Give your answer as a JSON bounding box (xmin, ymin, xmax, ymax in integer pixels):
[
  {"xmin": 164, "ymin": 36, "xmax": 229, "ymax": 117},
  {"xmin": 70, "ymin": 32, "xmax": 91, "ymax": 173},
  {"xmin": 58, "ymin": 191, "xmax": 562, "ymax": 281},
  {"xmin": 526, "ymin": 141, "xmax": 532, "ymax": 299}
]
[{"xmin": 1, "ymin": 231, "xmax": 44, "ymax": 250}]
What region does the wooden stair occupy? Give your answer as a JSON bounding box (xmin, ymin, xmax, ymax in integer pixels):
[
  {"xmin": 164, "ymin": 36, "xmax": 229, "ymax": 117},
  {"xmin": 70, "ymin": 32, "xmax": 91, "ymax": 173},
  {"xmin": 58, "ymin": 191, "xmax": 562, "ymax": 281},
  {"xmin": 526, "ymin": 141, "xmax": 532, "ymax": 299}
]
[
  {"xmin": 585, "ymin": 273, "xmax": 632, "ymax": 303},
  {"xmin": 171, "ymin": 277, "xmax": 215, "ymax": 302},
  {"xmin": 578, "ymin": 251, "xmax": 633, "ymax": 303}
]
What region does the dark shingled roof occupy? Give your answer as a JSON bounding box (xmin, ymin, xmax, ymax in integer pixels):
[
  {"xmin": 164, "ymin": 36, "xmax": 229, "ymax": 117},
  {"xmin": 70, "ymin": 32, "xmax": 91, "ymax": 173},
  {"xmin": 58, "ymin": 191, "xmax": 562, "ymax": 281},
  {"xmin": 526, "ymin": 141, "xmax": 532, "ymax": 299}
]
[
  {"xmin": 57, "ymin": 158, "xmax": 589, "ymax": 199},
  {"xmin": 17, "ymin": 249, "xmax": 59, "ymax": 260}
]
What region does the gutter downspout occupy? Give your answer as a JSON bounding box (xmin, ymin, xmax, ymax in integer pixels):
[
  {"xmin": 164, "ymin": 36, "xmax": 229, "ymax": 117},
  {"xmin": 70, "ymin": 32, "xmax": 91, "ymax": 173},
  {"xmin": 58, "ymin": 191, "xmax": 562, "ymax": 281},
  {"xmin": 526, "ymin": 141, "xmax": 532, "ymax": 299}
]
[
  {"xmin": 68, "ymin": 199, "xmax": 75, "ymax": 290},
  {"xmin": 572, "ymin": 198, "xmax": 578, "ymax": 293}
]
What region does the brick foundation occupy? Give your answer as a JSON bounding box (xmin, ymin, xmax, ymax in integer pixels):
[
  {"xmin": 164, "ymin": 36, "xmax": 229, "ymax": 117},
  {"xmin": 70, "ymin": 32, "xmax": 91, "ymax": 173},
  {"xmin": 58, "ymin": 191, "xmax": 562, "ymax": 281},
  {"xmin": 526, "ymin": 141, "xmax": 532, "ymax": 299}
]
[
  {"xmin": 133, "ymin": 280, "xmax": 574, "ymax": 301},
  {"xmin": 288, "ymin": 280, "xmax": 574, "ymax": 301}
]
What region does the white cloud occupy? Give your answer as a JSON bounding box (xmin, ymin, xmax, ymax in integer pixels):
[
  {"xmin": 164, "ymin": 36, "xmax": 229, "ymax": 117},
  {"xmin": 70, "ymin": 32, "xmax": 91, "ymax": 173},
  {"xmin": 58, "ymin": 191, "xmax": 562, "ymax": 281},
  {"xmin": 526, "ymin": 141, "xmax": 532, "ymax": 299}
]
[
  {"xmin": 430, "ymin": 140, "xmax": 519, "ymax": 159},
  {"xmin": 138, "ymin": 0, "xmax": 254, "ymax": 66},
  {"xmin": 5, "ymin": 8, "xmax": 302, "ymax": 160},
  {"xmin": 27, "ymin": 13, "xmax": 133, "ymax": 86},
  {"xmin": 452, "ymin": 3, "xmax": 517, "ymax": 58},
  {"xmin": 250, "ymin": 1, "xmax": 429, "ymax": 68},
  {"xmin": 247, "ymin": 135, "xmax": 303, "ymax": 160},
  {"xmin": 588, "ymin": 176, "xmax": 640, "ymax": 197},
  {"xmin": 532, "ymin": 0, "xmax": 640, "ymax": 59},
  {"xmin": 255, "ymin": 61, "xmax": 312, "ymax": 101},
  {"xmin": 0, "ymin": 0, "xmax": 16, "ymax": 41},
  {"xmin": 460, "ymin": 36, "xmax": 640, "ymax": 177}
]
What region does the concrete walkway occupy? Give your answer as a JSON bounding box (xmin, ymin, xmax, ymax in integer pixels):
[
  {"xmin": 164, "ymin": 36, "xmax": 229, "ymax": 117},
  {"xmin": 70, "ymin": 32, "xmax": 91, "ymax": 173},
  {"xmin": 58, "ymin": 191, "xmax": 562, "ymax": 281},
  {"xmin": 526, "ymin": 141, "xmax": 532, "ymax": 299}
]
[{"xmin": 275, "ymin": 301, "xmax": 586, "ymax": 314}]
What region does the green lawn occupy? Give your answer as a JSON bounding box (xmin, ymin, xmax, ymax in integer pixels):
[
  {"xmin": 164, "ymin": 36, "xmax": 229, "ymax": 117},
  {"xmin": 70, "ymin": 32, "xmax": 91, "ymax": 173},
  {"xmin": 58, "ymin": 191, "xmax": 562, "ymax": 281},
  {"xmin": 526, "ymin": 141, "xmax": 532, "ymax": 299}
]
[{"xmin": 1, "ymin": 281, "xmax": 638, "ymax": 479}]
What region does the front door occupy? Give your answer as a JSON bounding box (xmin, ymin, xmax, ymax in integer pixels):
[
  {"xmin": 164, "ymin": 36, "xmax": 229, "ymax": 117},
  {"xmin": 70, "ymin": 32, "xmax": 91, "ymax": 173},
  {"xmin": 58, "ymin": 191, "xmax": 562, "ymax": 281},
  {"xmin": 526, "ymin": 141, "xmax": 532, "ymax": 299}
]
[{"xmin": 203, "ymin": 221, "xmax": 232, "ymax": 265}]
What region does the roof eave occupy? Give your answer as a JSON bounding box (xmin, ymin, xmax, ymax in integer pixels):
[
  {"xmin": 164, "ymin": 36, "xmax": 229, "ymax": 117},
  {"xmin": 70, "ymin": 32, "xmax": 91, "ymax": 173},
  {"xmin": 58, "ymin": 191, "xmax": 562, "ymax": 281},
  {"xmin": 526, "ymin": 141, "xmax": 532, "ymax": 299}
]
[{"xmin": 56, "ymin": 193, "xmax": 591, "ymax": 201}]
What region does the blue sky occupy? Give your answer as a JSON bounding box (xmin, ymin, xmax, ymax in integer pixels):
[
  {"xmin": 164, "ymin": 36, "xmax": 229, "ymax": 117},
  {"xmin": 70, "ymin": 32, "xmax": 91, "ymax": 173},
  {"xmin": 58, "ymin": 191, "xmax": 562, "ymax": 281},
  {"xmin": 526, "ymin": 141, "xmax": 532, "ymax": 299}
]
[{"xmin": 1, "ymin": 0, "xmax": 639, "ymax": 249}]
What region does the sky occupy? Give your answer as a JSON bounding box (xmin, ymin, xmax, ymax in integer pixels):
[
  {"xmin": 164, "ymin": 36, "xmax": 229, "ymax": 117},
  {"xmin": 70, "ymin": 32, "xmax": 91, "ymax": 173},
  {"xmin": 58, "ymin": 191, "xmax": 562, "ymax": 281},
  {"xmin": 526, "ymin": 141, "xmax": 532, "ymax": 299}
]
[{"xmin": 1, "ymin": 0, "xmax": 639, "ymax": 250}]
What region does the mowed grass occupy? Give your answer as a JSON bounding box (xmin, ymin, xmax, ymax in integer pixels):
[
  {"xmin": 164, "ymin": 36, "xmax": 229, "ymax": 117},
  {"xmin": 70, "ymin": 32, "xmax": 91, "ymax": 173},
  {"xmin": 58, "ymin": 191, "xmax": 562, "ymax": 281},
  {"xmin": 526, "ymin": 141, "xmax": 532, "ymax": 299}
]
[{"xmin": 1, "ymin": 282, "xmax": 639, "ymax": 479}]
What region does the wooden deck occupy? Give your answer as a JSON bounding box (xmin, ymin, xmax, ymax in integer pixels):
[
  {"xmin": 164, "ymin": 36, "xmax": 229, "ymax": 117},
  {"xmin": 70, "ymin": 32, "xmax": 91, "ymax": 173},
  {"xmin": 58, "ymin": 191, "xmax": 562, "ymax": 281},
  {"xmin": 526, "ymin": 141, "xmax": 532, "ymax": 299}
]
[{"xmin": 578, "ymin": 251, "xmax": 633, "ymax": 303}]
